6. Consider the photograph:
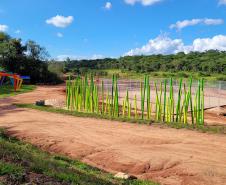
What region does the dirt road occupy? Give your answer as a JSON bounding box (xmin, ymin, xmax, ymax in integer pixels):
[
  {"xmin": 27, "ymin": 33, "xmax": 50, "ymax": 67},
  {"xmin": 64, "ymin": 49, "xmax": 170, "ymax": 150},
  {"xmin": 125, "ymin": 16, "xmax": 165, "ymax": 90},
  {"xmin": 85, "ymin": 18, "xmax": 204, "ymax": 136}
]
[{"xmin": 0, "ymin": 85, "xmax": 226, "ymax": 185}]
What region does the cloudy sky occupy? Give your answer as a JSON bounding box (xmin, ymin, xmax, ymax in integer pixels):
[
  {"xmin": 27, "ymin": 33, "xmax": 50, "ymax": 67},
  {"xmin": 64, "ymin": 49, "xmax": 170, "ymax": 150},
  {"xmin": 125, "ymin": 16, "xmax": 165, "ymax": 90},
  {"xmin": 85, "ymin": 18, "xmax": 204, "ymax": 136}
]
[{"xmin": 1, "ymin": 0, "xmax": 226, "ymax": 59}]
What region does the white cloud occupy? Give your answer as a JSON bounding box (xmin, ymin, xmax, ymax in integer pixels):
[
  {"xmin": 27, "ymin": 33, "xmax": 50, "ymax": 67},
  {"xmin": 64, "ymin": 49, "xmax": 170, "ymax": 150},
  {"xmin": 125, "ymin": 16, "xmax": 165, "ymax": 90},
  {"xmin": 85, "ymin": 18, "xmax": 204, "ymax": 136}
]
[
  {"xmin": 0, "ymin": 24, "xmax": 8, "ymax": 32},
  {"xmin": 170, "ymin": 19, "xmax": 202, "ymax": 30},
  {"xmin": 15, "ymin": 30, "xmax": 21, "ymax": 34},
  {"xmin": 124, "ymin": 0, "xmax": 162, "ymax": 6},
  {"xmin": 124, "ymin": 34, "xmax": 226, "ymax": 56},
  {"xmin": 104, "ymin": 2, "xmax": 112, "ymax": 10},
  {"xmin": 46, "ymin": 15, "xmax": 74, "ymax": 28},
  {"xmin": 56, "ymin": 54, "xmax": 105, "ymax": 61},
  {"xmin": 191, "ymin": 35, "xmax": 226, "ymax": 52},
  {"xmin": 125, "ymin": 35, "xmax": 185, "ymax": 55},
  {"xmin": 203, "ymin": 18, "xmax": 224, "ymax": 25},
  {"xmin": 57, "ymin": 32, "xmax": 63, "ymax": 38},
  {"xmin": 170, "ymin": 18, "xmax": 224, "ymax": 30},
  {"xmin": 219, "ymin": 0, "xmax": 226, "ymax": 5}
]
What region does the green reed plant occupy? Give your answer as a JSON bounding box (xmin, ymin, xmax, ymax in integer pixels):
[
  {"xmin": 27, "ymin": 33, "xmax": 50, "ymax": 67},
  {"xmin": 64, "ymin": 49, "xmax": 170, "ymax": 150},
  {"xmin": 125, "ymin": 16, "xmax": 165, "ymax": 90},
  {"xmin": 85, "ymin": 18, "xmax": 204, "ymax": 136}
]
[
  {"xmin": 163, "ymin": 79, "xmax": 167, "ymax": 122},
  {"xmin": 66, "ymin": 75, "xmax": 205, "ymax": 126}
]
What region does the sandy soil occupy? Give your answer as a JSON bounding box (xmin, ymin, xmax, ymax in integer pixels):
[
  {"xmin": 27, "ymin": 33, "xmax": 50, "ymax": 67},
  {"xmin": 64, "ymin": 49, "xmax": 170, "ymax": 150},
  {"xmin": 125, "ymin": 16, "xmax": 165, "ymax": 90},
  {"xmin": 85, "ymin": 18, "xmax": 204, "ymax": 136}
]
[{"xmin": 0, "ymin": 85, "xmax": 226, "ymax": 185}]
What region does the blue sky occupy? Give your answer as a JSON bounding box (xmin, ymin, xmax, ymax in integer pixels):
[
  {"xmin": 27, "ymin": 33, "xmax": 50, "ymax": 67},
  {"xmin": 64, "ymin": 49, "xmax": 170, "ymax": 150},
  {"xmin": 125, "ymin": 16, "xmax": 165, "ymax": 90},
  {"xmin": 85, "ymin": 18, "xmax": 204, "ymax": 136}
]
[{"xmin": 1, "ymin": 0, "xmax": 226, "ymax": 59}]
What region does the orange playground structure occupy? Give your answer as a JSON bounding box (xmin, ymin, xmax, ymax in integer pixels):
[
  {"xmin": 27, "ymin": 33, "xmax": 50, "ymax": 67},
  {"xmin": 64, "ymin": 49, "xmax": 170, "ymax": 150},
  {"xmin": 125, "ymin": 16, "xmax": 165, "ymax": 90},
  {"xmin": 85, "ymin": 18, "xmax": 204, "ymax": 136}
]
[{"xmin": 0, "ymin": 72, "xmax": 23, "ymax": 91}]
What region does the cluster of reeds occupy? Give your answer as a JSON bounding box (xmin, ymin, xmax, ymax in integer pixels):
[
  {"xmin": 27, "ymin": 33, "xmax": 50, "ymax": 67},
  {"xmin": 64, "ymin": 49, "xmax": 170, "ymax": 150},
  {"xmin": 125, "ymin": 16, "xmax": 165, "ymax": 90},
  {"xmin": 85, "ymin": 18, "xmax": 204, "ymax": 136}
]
[
  {"xmin": 154, "ymin": 77, "xmax": 205, "ymax": 126},
  {"xmin": 66, "ymin": 75, "xmax": 99, "ymax": 113},
  {"xmin": 66, "ymin": 75, "xmax": 205, "ymax": 126}
]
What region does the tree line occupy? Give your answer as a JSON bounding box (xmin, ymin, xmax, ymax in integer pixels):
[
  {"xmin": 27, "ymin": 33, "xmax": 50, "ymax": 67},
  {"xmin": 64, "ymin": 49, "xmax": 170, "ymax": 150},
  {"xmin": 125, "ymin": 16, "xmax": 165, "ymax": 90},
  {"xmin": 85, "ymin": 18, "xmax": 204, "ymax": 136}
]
[{"xmin": 60, "ymin": 50, "xmax": 226, "ymax": 76}]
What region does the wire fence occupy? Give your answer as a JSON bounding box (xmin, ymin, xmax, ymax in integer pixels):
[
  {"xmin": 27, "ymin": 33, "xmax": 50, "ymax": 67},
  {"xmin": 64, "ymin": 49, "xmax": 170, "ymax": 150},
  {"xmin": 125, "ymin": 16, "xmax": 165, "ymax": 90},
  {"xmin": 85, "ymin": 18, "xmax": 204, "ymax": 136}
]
[{"xmin": 98, "ymin": 78, "xmax": 226, "ymax": 109}]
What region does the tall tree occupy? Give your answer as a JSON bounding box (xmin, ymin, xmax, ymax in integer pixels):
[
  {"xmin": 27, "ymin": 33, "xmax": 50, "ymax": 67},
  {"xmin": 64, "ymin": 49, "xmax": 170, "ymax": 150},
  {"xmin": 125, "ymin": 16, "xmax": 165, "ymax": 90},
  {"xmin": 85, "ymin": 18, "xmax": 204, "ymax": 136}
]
[{"xmin": 26, "ymin": 40, "xmax": 49, "ymax": 61}]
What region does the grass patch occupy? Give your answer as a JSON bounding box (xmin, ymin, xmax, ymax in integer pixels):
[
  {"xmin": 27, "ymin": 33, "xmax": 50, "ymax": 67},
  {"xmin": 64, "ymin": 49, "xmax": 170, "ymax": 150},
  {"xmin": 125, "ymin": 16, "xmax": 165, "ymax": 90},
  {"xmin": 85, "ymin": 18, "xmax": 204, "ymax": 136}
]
[
  {"xmin": 0, "ymin": 85, "xmax": 36, "ymax": 98},
  {"xmin": 16, "ymin": 104, "xmax": 226, "ymax": 135},
  {"xmin": 0, "ymin": 128, "xmax": 158, "ymax": 185},
  {"xmin": 0, "ymin": 161, "xmax": 24, "ymax": 177}
]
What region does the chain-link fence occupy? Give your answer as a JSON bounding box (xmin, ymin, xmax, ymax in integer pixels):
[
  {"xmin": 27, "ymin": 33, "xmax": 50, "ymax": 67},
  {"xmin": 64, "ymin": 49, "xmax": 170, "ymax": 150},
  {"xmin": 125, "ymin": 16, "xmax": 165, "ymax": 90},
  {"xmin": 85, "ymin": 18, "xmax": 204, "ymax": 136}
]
[{"xmin": 98, "ymin": 78, "xmax": 226, "ymax": 110}]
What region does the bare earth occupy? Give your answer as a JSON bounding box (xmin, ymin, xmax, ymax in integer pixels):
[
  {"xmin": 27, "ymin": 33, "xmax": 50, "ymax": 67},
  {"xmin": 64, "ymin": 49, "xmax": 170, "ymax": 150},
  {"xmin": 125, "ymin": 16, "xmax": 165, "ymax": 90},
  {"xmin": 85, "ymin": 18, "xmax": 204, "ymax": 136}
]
[{"xmin": 0, "ymin": 85, "xmax": 226, "ymax": 185}]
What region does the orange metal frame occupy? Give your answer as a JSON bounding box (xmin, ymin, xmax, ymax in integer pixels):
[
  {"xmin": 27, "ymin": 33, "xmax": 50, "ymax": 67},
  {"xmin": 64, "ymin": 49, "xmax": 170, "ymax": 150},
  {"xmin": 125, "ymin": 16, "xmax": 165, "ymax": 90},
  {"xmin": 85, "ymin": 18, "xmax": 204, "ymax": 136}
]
[{"xmin": 0, "ymin": 72, "xmax": 23, "ymax": 91}]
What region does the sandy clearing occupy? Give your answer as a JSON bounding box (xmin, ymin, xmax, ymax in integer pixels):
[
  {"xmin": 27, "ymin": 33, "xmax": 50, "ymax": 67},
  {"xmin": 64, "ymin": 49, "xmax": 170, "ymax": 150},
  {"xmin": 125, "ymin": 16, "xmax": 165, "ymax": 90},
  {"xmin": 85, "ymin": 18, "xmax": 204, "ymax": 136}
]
[{"xmin": 0, "ymin": 85, "xmax": 226, "ymax": 185}]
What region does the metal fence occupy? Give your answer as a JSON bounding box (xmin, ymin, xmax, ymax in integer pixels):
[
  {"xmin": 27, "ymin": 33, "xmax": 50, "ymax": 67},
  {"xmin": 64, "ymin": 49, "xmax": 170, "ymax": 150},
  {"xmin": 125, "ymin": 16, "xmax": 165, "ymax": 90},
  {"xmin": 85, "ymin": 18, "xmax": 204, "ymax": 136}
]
[{"xmin": 98, "ymin": 78, "xmax": 226, "ymax": 109}]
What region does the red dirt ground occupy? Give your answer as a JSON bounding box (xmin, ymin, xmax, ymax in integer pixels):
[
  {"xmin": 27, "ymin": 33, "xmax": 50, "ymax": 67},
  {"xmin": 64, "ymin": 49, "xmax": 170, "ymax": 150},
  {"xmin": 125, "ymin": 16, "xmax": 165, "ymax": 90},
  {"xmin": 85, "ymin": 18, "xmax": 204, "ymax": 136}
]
[{"xmin": 0, "ymin": 85, "xmax": 226, "ymax": 185}]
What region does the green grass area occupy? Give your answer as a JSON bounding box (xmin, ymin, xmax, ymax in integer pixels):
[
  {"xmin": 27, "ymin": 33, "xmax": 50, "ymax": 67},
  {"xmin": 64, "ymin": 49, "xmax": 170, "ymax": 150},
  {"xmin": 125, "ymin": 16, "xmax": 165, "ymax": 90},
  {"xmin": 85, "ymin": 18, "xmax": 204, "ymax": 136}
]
[
  {"xmin": 16, "ymin": 104, "xmax": 226, "ymax": 135},
  {"xmin": 97, "ymin": 69, "xmax": 226, "ymax": 81},
  {"xmin": 0, "ymin": 128, "xmax": 158, "ymax": 185},
  {"xmin": 0, "ymin": 85, "xmax": 36, "ymax": 98}
]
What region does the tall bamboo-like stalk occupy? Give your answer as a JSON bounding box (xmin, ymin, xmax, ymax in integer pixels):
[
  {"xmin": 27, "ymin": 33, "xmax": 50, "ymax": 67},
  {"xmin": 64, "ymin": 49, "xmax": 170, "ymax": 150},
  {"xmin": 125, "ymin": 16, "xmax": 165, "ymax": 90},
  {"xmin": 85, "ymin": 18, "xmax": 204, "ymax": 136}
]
[
  {"xmin": 159, "ymin": 82, "xmax": 163, "ymax": 121},
  {"xmin": 194, "ymin": 92, "xmax": 198, "ymax": 124},
  {"xmin": 154, "ymin": 82, "xmax": 160, "ymax": 121},
  {"xmin": 95, "ymin": 85, "xmax": 99, "ymax": 114},
  {"xmin": 140, "ymin": 82, "xmax": 143, "ymax": 119},
  {"xmin": 186, "ymin": 90, "xmax": 191, "ymax": 124},
  {"xmin": 122, "ymin": 100, "xmax": 126, "ymax": 117},
  {"xmin": 169, "ymin": 78, "xmax": 174, "ymax": 122},
  {"xmin": 75, "ymin": 80, "xmax": 79, "ymax": 111},
  {"xmin": 105, "ymin": 90, "xmax": 110, "ymax": 115},
  {"xmin": 141, "ymin": 76, "xmax": 146, "ymax": 120},
  {"xmin": 85, "ymin": 81, "xmax": 90, "ymax": 112},
  {"xmin": 146, "ymin": 76, "xmax": 150, "ymax": 119},
  {"xmin": 183, "ymin": 83, "xmax": 189, "ymax": 124},
  {"xmin": 163, "ymin": 79, "xmax": 167, "ymax": 122},
  {"xmin": 201, "ymin": 78, "xmax": 205, "ymax": 125},
  {"xmin": 128, "ymin": 103, "xmax": 131, "ymax": 119},
  {"xmin": 66, "ymin": 77, "xmax": 70, "ymax": 110},
  {"xmin": 166, "ymin": 97, "xmax": 169, "ymax": 123},
  {"xmin": 176, "ymin": 79, "xmax": 183, "ymax": 122},
  {"xmin": 189, "ymin": 78, "xmax": 194, "ymax": 126},
  {"xmin": 167, "ymin": 97, "xmax": 171, "ymax": 123},
  {"xmin": 114, "ymin": 77, "xmax": 119, "ymax": 117},
  {"xmin": 126, "ymin": 89, "xmax": 129, "ymax": 118},
  {"xmin": 101, "ymin": 80, "xmax": 104, "ymax": 114},
  {"xmin": 134, "ymin": 95, "xmax": 138, "ymax": 119},
  {"xmin": 111, "ymin": 75, "xmax": 115, "ymax": 116},
  {"xmin": 83, "ymin": 75, "xmax": 87, "ymax": 110},
  {"xmin": 198, "ymin": 80, "xmax": 201, "ymax": 124}
]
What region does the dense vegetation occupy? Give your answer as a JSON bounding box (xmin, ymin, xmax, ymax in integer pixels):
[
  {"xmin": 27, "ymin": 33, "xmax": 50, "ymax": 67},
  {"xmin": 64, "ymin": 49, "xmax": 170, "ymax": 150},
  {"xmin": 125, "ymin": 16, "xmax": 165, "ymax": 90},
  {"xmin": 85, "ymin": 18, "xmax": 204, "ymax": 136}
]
[
  {"xmin": 52, "ymin": 51, "xmax": 226, "ymax": 80},
  {"xmin": 0, "ymin": 32, "xmax": 61, "ymax": 84},
  {"xmin": 0, "ymin": 129, "xmax": 157, "ymax": 185},
  {"xmin": 65, "ymin": 75, "xmax": 205, "ymax": 126}
]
